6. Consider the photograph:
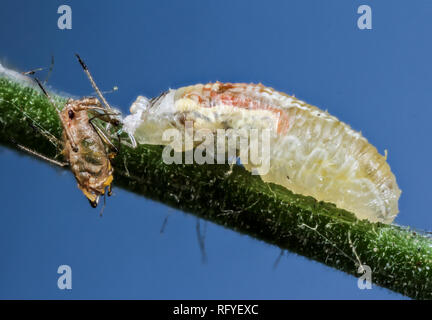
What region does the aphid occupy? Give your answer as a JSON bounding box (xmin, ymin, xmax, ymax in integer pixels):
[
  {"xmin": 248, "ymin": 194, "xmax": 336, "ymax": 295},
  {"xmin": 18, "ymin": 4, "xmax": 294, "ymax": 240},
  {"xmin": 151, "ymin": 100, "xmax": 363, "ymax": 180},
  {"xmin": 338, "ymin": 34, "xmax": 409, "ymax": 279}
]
[
  {"xmin": 123, "ymin": 82, "xmax": 401, "ymax": 224},
  {"xmin": 23, "ymin": 55, "xmax": 121, "ymax": 209}
]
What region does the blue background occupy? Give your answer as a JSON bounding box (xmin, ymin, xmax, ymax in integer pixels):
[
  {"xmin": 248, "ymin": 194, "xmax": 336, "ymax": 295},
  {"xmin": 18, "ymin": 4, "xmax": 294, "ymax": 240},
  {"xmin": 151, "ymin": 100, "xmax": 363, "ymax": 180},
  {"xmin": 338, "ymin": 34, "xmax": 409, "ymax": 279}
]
[{"xmin": 0, "ymin": 0, "xmax": 430, "ymax": 299}]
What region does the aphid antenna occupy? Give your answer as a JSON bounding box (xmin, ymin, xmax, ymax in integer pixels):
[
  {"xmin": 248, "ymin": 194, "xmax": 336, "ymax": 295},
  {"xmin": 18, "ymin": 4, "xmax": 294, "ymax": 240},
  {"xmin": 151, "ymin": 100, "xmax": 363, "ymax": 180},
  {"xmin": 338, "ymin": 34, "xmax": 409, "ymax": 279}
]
[
  {"xmin": 33, "ymin": 78, "xmax": 62, "ymax": 116},
  {"xmin": 12, "ymin": 139, "xmax": 68, "ymax": 167},
  {"xmin": 87, "ymin": 108, "xmax": 121, "ymax": 124},
  {"xmin": 88, "ymin": 116, "xmax": 119, "ymax": 154},
  {"xmin": 22, "ymin": 67, "xmax": 44, "ymax": 76},
  {"xmin": 34, "ymin": 77, "xmax": 79, "ymax": 152},
  {"xmin": 75, "ymin": 54, "xmax": 113, "ymax": 111},
  {"xmin": 21, "ymin": 55, "xmax": 54, "ymax": 84},
  {"xmin": 43, "ymin": 55, "xmax": 55, "ymax": 84},
  {"xmin": 74, "ymin": 55, "xmax": 137, "ymax": 150},
  {"xmin": 92, "ymin": 85, "xmax": 118, "ymax": 96},
  {"xmin": 0, "ymin": 97, "xmax": 61, "ymax": 149},
  {"xmin": 87, "ymin": 108, "xmax": 137, "ymax": 150}
]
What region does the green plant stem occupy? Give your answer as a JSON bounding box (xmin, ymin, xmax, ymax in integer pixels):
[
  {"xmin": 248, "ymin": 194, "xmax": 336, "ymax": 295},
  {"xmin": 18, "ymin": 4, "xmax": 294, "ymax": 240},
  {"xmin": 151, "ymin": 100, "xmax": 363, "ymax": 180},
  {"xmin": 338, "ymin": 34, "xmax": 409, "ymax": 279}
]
[{"xmin": 0, "ymin": 76, "xmax": 431, "ymax": 299}]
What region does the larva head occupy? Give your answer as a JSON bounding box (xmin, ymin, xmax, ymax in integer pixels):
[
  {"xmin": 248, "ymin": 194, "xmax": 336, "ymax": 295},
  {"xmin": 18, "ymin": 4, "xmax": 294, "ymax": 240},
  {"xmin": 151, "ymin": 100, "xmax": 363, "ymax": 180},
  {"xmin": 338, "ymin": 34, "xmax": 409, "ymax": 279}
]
[{"xmin": 124, "ymin": 91, "xmax": 180, "ymax": 146}]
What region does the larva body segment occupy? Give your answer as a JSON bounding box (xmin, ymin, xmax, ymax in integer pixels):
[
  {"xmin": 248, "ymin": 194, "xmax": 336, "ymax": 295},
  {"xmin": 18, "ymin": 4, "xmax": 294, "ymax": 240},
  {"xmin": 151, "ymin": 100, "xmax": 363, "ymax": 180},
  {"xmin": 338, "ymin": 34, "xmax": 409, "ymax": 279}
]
[{"xmin": 124, "ymin": 82, "xmax": 401, "ymax": 223}]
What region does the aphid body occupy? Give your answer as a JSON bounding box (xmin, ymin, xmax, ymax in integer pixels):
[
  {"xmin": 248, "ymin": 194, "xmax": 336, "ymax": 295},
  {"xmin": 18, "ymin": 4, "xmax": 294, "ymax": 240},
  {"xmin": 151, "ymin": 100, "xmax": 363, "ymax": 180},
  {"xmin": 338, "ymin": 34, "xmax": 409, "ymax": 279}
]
[
  {"xmin": 124, "ymin": 82, "xmax": 401, "ymax": 224},
  {"xmin": 60, "ymin": 97, "xmax": 114, "ymax": 207},
  {"xmin": 28, "ymin": 55, "xmax": 120, "ymax": 208}
]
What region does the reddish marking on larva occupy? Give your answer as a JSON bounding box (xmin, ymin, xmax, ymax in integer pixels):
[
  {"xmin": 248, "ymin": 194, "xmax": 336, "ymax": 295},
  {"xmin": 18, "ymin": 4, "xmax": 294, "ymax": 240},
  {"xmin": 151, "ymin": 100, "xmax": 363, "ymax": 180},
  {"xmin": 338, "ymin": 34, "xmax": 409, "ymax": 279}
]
[{"xmin": 183, "ymin": 82, "xmax": 291, "ymax": 134}]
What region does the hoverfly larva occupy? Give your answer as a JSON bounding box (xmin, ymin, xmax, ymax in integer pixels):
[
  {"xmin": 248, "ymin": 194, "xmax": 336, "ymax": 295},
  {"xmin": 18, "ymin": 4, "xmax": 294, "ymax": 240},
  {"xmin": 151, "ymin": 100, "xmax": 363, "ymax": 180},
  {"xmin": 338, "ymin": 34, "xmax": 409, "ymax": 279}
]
[{"xmin": 123, "ymin": 82, "xmax": 401, "ymax": 224}]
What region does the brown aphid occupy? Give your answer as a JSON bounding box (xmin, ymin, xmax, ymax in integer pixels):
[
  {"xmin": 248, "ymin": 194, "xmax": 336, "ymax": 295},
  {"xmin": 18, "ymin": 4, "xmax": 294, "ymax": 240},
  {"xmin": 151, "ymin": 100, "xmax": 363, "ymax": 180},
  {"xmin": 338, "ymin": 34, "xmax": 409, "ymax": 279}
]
[
  {"xmin": 32, "ymin": 54, "xmax": 120, "ymax": 209},
  {"xmin": 60, "ymin": 97, "xmax": 116, "ymax": 207}
]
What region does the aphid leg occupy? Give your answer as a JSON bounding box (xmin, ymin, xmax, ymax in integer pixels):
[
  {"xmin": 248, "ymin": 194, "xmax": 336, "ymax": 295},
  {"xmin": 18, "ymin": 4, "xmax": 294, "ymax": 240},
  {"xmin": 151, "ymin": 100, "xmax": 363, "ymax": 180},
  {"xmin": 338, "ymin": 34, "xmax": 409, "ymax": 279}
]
[
  {"xmin": 112, "ymin": 128, "xmax": 137, "ymax": 149},
  {"xmin": 99, "ymin": 194, "xmax": 106, "ymax": 217},
  {"xmin": 0, "ymin": 97, "xmax": 62, "ymax": 149},
  {"xmin": 75, "ymin": 54, "xmax": 113, "ymax": 111},
  {"xmin": 87, "ymin": 110, "xmax": 122, "ymax": 152},
  {"xmin": 43, "ymin": 55, "xmax": 55, "ymax": 84},
  {"xmin": 23, "ymin": 117, "xmax": 62, "ymax": 149},
  {"xmin": 85, "ymin": 106, "xmax": 122, "ymax": 155},
  {"xmin": 73, "ymin": 97, "xmax": 121, "ymax": 132},
  {"xmin": 87, "ymin": 114, "xmax": 117, "ymax": 201},
  {"xmin": 73, "ymin": 96, "xmax": 124, "ymax": 152},
  {"xmin": 22, "ymin": 55, "xmax": 54, "ymax": 83},
  {"xmin": 160, "ymin": 214, "xmax": 171, "ymax": 234},
  {"xmin": 33, "ymin": 79, "xmax": 60, "ymax": 115},
  {"xmin": 80, "ymin": 103, "xmax": 122, "ymax": 149},
  {"xmin": 13, "ymin": 141, "xmax": 68, "ymax": 167},
  {"xmin": 85, "ymin": 107, "xmax": 122, "ymax": 149},
  {"xmin": 126, "ymin": 132, "xmax": 137, "ymax": 148},
  {"xmin": 88, "ymin": 116, "xmax": 119, "ymax": 153},
  {"xmin": 34, "ymin": 78, "xmax": 79, "ymax": 152},
  {"xmin": 88, "ymin": 196, "xmax": 99, "ymax": 208},
  {"xmin": 86, "ymin": 108, "xmax": 121, "ymax": 127},
  {"xmin": 63, "ymin": 130, "xmax": 79, "ymax": 152},
  {"xmin": 273, "ymin": 250, "xmax": 285, "ymax": 270}
]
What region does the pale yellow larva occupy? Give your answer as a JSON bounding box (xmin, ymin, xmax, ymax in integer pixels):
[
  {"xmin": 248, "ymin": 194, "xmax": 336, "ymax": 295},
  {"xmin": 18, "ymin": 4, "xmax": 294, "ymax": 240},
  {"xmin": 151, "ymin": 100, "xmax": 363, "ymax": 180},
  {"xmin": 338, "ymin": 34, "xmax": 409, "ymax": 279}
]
[{"xmin": 123, "ymin": 82, "xmax": 401, "ymax": 224}]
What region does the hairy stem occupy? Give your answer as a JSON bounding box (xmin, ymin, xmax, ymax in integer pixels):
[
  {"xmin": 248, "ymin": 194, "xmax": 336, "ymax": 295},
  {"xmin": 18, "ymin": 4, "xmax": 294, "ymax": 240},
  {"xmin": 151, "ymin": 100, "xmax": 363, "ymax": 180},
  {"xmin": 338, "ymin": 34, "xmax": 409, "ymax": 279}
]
[{"xmin": 0, "ymin": 76, "xmax": 431, "ymax": 299}]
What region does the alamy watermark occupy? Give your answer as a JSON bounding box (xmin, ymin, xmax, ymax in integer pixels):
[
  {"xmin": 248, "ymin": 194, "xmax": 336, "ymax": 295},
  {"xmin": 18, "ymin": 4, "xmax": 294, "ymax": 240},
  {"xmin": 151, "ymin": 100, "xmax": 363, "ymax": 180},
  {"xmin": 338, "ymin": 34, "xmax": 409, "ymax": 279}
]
[
  {"xmin": 357, "ymin": 264, "xmax": 372, "ymax": 290},
  {"xmin": 161, "ymin": 121, "xmax": 272, "ymax": 175},
  {"xmin": 57, "ymin": 5, "xmax": 72, "ymax": 30},
  {"xmin": 357, "ymin": 5, "xmax": 372, "ymax": 30},
  {"xmin": 57, "ymin": 265, "xmax": 72, "ymax": 290}
]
